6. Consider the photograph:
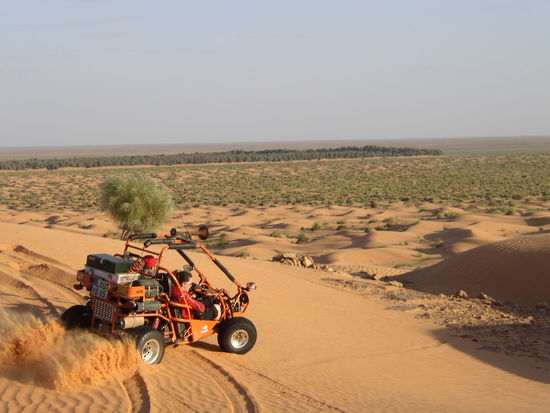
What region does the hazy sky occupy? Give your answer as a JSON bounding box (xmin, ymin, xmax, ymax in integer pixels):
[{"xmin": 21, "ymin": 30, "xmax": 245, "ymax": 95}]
[{"xmin": 1, "ymin": 1, "xmax": 549, "ymax": 147}]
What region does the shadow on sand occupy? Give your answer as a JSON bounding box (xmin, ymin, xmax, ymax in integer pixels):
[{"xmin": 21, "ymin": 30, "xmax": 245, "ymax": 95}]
[{"xmin": 431, "ymin": 323, "xmax": 550, "ymax": 384}]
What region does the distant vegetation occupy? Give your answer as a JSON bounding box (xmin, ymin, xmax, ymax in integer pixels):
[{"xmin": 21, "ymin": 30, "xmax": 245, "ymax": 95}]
[
  {"xmin": 0, "ymin": 146, "xmax": 442, "ymax": 170},
  {"xmin": 0, "ymin": 154, "xmax": 547, "ymax": 212}
]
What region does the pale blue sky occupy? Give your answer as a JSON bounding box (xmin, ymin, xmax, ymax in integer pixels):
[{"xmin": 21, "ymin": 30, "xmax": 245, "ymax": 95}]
[{"xmin": 1, "ymin": 1, "xmax": 549, "ymax": 147}]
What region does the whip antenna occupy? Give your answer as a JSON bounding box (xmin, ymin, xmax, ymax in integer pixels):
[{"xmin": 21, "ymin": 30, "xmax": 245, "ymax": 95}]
[{"xmin": 180, "ymin": 213, "xmax": 192, "ymax": 238}]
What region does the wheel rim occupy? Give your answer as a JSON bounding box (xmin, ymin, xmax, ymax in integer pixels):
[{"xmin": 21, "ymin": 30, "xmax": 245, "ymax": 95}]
[
  {"xmin": 141, "ymin": 339, "xmax": 160, "ymax": 363},
  {"xmin": 230, "ymin": 329, "xmax": 249, "ymax": 349}
]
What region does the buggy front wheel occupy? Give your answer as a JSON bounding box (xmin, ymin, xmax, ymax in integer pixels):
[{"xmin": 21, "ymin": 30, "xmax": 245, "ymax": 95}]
[
  {"xmin": 132, "ymin": 326, "xmax": 166, "ymax": 364},
  {"xmin": 218, "ymin": 317, "xmax": 257, "ymax": 354}
]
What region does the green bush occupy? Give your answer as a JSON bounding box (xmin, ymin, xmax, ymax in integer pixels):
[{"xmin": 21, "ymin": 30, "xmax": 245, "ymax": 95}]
[
  {"xmin": 296, "ymin": 233, "xmax": 311, "ymax": 244},
  {"xmin": 432, "ymin": 238, "xmax": 445, "ymax": 248},
  {"xmin": 100, "ymin": 175, "xmax": 173, "ymax": 239},
  {"xmin": 237, "ymin": 250, "xmax": 250, "ymax": 258},
  {"xmin": 311, "ymin": 222, "xmax": 323, "ymax": 231},
  {"xmin": 270, "ymin": 230, "xmax": 290, "ymax": 238},
  {"xmin": 443, "ymin": 212, "xmax": 461, "ymax": 219}
]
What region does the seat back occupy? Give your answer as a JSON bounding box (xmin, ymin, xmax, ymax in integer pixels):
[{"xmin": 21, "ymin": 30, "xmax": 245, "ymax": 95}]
[{"xmin": 159, "ymin": 272, "xmax": 173, "ymax": 298}]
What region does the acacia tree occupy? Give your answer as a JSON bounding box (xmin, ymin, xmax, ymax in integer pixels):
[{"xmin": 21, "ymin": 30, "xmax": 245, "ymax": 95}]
[{"xmin": 100, "ymin": 175, "xmax": 174, "ymax": 239}]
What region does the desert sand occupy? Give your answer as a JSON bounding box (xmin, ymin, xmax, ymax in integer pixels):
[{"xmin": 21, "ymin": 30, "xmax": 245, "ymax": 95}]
[{"xmin": 0, "ymin": 202, "xmax": 549, "ymax": 412}]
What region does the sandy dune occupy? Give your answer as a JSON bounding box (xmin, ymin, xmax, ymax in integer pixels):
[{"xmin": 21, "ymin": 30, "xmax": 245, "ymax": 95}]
[
  {"xmin": 1, "ymin": 201, "xmax": 549, "ymax": 272},
  {"xmin": 0, "ymin": 216, "xmax": 549, "ymax": 412},
  {"xmin": 399, "ymin": 233, "xmax": 550, "ymax": 306}
]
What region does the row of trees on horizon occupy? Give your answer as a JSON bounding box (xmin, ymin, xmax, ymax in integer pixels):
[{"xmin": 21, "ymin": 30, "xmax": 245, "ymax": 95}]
[{"xmin": 0, "ymin": 145, "xmax": 443, "ymax": 171}]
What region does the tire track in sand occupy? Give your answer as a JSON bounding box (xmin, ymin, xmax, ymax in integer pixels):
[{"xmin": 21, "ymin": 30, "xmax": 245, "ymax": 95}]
[
  {"xmin": 188, "ymin": 350, "xmax": 258, "ymax": 413},
  {"xmin": 221, "ymin": 360, "xmax": 346, "ymax": 412},
  {"xmin": 122, "ymin": 372, "xmax": 151, "ymax": 413},
  {"xmin": 189, "ymin": 350, "xmax": 344, "ymax": 412}
]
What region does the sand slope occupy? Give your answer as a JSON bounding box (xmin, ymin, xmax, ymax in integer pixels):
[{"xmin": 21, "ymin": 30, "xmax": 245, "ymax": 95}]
[
  {"xmin": 400, "ymin": 233, "xmax": 550, "ymax": 306},
  {"xmin": 2, "ymin": 202, "xmax": 549, "ymax": 276},
  {"xmin": 0, "ymin": 221, "xmax": 549, "ymax": 412}
]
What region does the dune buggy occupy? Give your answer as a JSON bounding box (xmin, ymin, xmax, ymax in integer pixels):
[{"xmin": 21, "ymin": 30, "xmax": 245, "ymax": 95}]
[{"xmin": 62, "ymin": 227, "xmax": 257, "ymax": 364}]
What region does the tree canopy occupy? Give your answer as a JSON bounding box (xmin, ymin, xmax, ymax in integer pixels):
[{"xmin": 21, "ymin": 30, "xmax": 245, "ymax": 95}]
[{"xmin": 100, "ymin": 175, "xmax": 174, "ymax": 239}]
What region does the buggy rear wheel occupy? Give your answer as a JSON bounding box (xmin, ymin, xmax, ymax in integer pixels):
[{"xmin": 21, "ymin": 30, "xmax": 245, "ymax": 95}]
[
  {"xmin": 218, "ymin": 317, "xmax": 257, "ymax": 354},
  {"xmin": 61, "ymin": 305, "xmax": 90, "ymax": 329},
  {"xmin": 132, "ymin": 326, "xmax": 165, "ymax": 364}
]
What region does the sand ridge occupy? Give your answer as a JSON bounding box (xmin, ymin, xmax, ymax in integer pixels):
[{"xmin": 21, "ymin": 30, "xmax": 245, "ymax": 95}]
[
  {"xmin": 1, "ymin": 201, "xmax": 548, "ymax": 271},
  {"xmin": 398, "ymin": 232, "xmax": 550, "ymax": 306}
]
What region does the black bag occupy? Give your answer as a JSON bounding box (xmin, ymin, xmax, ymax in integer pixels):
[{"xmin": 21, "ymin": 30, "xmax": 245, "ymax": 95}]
[{"xmin": 86, "ymin": 254, "xmax": 134, "ymax": 273}]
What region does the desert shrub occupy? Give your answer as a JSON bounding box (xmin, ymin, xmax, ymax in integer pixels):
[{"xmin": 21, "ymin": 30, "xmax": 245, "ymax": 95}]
[
  {"xmin": 270, "ymin": 230, "xmax": 290, "ymax": 238},
  {"xmin": 296, "ymin": 233, "xmax": 311, "ymax": 244},
  {"xmin": 311, "ymin": 222, "xmax": 323, "ymax": 231},
  {"xmin": 100, "ymin": 175, "xmax": 173, "ymax": 239},
  {"xmin": 432, "ymin": 238, "xmax": 445, "ymax": 248},
  {"xmin": 443, "ymin": 212, "xmax": 461, "ymax": 219}
]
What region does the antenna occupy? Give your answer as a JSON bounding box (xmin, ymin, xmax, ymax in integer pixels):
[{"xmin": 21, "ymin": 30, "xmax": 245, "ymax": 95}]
[
  {"xmin": 178, "ymin": 213, "xmax": 209, "ymax": 240},
  {"xmin": 180, "ymin": 213, "xmax": 192, "ymax": 238}
]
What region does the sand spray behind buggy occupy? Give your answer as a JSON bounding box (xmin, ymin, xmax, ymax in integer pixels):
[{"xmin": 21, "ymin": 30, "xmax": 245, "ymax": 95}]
[{"xmin": 0, "ymin": 308, "xmax": 139, "ymax": 390}]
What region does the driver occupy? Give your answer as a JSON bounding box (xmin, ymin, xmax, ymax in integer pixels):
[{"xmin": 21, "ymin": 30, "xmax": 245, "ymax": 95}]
[
  {"xmin": 173, "ymin": 270, "xmax": 219, "ymax": 320},
  {"xmin": 172, "ymin": 270, "xmax": 205, "ymax": 319}
]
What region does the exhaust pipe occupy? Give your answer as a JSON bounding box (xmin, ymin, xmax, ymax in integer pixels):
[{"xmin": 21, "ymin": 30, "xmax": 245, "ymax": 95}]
[{"xmin": 119, "ymin": 316, "xmax": 145, "ymax": 329}]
